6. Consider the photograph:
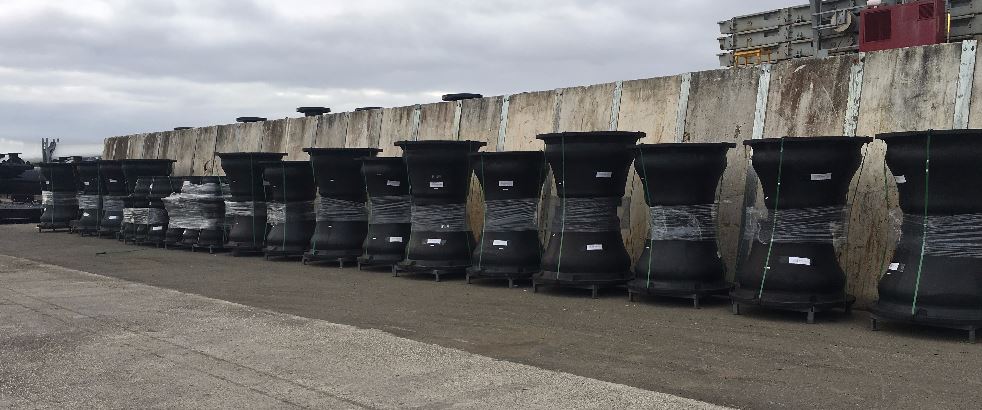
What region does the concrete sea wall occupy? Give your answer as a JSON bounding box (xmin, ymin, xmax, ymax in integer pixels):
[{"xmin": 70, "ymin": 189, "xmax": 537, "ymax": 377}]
[{"xmin": 102, "ymin": 41, "xmax": 981, "ymax": 308}]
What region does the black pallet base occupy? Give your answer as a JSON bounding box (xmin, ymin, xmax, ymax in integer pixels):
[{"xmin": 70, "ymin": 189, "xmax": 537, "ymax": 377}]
[
  {"xmin": 302, "ymin": 255, "xmax": 357, "ymax": 268},
  {"xmin": 37, "ymin": 226, "xmax": 71, "ymax": 233},
  {"xmin": 532, "ymin": 280, "xmax": 626, "ymax": 299},
  {"xmin": 731, "ymin": 296, "xmax": 855, "ymax": 324},
  {"xmin": 465, "ymin": 272, "xmax": 534, "ymax": 288},
  {"xmin": 392, "ymin": 264, "xmax": 467, "ymax": 282},
  {"xmin": 870, "ymin": 314, "xmax": 980, "ymax": 344},
  {"xmin": 192, "ymin": 244, "xmax": 226, "ymax": 254},
  {"xmin": 627, "ymin": 284, "xmax": 733, "ymax": 309},
  {"xmin": 263, "ymin": 251, "xmax": 304, "ymax": 261},
  {"xmin": 230, "ymin": 248, "xmax": 265, "ymax": 257}
]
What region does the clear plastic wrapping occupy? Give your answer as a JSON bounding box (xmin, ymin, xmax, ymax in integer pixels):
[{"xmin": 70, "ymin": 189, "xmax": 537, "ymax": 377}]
[
  {"xmin": 77, "ymin": 195, "xmax": 102, "ymax": 210},
  {"xmin": 225, "ymin": 201, "xmax": 267, "ymax": 217},
  {"xmin": 549, "ymin": 197, "xmax": 621, "ymax": 233},
  {"xmin": 316, "ymin": 197, "xmax": 368, "ymax": 222},
  {"xmin": 162, "ymin": 182, "xmax": 225, "ymax": 230},
  {"xmin": 267, "ymin": 201, "xmax": 316, "ymax": 225},
  {"xmin": 102, "ymin": 196, "xmax": 125, "ymax": 213},
  {"xmin": 743, "ymin": 206, "xmax": 847, "ymax": 245},
  {"xmin": 411, "ymin": 203, "xmax": 468, "ymax": 232},
  {"xmin": 123, "ymin": 208, "xmax": 167, "ymax": 225},
  {"xmin": 898, "ymin": 213, "xmax": 982, "ymax": 258},
  {"xmin": 368, "ymin": 196, "xmax": 411, "ymax": 224},
  {"xmin": 649, "ymin": 204, "xmax": 718, "ymax": 241},
  {"xmin": 484, "ymin": 199, "xmax": 538, "ymax": 231},
  {"xmin": 41, "ymin": 191, "xmax": 77, "ymax": 207}
]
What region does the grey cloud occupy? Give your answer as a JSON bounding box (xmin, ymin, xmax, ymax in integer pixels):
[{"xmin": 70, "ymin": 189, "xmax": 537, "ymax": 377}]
[{"xmin": 0, "ymin": 0, "xmax": 792, "ymax": 149}]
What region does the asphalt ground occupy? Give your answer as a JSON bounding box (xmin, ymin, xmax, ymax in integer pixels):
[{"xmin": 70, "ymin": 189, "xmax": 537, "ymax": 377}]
[
  {"xmin": 0, "ymin": 254, "xmax": 720, "ymax": 409},
  {"xmin": 2, "ymin": 224, "xmax": 980, "ymax": 409}
]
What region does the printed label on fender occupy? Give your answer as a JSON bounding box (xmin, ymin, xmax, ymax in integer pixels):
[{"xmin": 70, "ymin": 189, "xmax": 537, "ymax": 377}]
[
  {"xmin": 82, "ymin": 213, "xmax": 90, "ymax": 217},
  {"xmin": 889, "ymin": 263, "xmax": 904, "ymax": 272},
  {"xmin": 426, "ymin": 238, "xmax": 443, "ymax": 245},
  {"xmin": 83, "ymin": 181, "xmax": 90, "ymax": 186},
  {"xmin": 595, "ymin": 171, "xmax": 613, "ymax": 178},
  {"xmin": 109, "ymin": 179, "xmax": 118, "ymax": 183},
  {"xmin": 788, "ymin": 257, "xmax": 811, "ymax": 266},
  {"xmin": 388, "ymin": 236, "xmax": 403, "ymax": 243},
  {"xmin": 429, "ymin": 181, "xmax": 444, "ymax": 188},
  {"xmin": 810, "ymin": 173, "xmax": 832, "ymax": 181},
  {"xmin": 108, "ymin": 216, "xmax": 118, "ymax": 220},
  {"xmin": 492, "ymin": 240, "xmax": 508, "ymax": 246},
  {"xmin": 586, "ymin": 244, "xmax": 603, "ymax": 251},
  {"xmin": 386, "ymin": 180, "xmax": 401, "ymax": 187},
  {"xmin": 498, "ymin": 180, "xmax": 514, "ymax": 187},
  {"xmin": 895, "ymin": 175, "xmax": 907, "ymax": 184},
  {"xmin": 151, "ymin": 226, "xmax": 163, "ymax": 231}
]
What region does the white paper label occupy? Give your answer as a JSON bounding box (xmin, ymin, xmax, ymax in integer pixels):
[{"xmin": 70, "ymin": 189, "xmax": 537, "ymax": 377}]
[
  {"xmin": 429, "ymin": 181, "xmax": 444, "ymax": 188},
  {"xmin": 895, "ymin": 175, "xmax": 907, "ymax": 184},
  {"xmin": 45, "ymin": 181, "xmax": 50, "ymax": 185},
  {"xmin": 426, "ymin": 238, "xmax": 443, "ymax": 245},
  {"xmin": 386, "ymin": 180, "xmax": 401, "ymax": 187},
  {"xmin": 889, "ymin": 263, "xmax": 901, "ymax": 271},
  {"xmin": 388, "ymin": 236, "xmax": 403, "ymax": 243},
  {"xmin": 810, "ymin": 173, "xmax": 832, "ymax": 181},
  {"xmin": 586, "ymin": 244, "xmax": 603, "ymax": 251},
  {"xmin": 151, "ymin": 226, "xmax": 163, "ymax": 231},
  {"xmin": 788, "ymin": 257, "xmax": 811, "ymax": 266},
  {"xmin": 82, "ymin": 212, "xmax": 90, "ymax": 217},
  {"xmin": 595, "ymin": 171, "xmax": 613, "ymax": 178},
  {"xmin": 498, "ymin": 180, "xmax": 514, "ymax": 187},
  {"xmin": 108, "ymin": 216, "xmax": 118, "ymax": 220},
  {"xmin": 83, "ymin": 181, "xmax": 90, "ymax": 186},
  {"xmin": 109, "ymin": 179, "xmax": 118, "ymax": 183},
  {"xmin": 492, "ymin": 240, "xmax": 508, "ymax": 246}
]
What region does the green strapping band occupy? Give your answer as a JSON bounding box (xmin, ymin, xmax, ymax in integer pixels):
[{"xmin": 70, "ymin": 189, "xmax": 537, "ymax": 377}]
[
  {"xmin": 638, "ymin": 149, "xmax": 655, "ymax": 288},
  {"xmin": 911, "ymin": 131, "xmax": 932, "ymax": 316},
  {"xmin": 757, "ymin": 137, "xmax": 785, "ymax": 300}
]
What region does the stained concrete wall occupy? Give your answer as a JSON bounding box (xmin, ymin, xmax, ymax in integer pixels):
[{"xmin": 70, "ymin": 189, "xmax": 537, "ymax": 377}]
[{"xmin": 104, "ymin": 42, "xmax": 977, "ymax": 308}]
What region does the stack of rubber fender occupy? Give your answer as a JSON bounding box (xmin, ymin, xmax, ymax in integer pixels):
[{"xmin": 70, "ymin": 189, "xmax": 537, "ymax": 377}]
[{"xmin": 61, "ymin": 127, "xmax": 982, "ymax": 343}]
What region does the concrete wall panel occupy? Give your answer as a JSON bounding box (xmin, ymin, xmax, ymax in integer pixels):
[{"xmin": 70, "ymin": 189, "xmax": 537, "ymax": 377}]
[
  {"xmin": 763, "ymin": 55, "xmax": 854, "ymax": 138},
  {"xmin": 125, "ymin": 133, "xmax": 148, "ymax": 160},
  {"xmin": 190, "ymin": 126, "xmax": 220, "ymax": 176},
  {"xmin": 162, "ymin": 129, "xmax": 197, "ymax": 176},
  {"xmin": 259, "ymin": 119, "xmax": 289, "ymax": 154},
  {"xmin": 502, "ymin": 91, "xmax": 556, "ymax": 151},
  {"xmin": 557, "ymin": 83, "xmax": 616, "ymax": 132},
  {"xmin": 417, "ymin": 102, "xmax": 457, "ymax": 141},
  {"xmin": 313, "ymin": 113, "xmax": 349, "ymax": 149},
  {"xmin": 344, "ymin": 109, "xmax": 383, "ymax": 149},
  {"xmin": 377, "ymin": 106, "xmax": 416, "ymax": 157},
  {"xmin": 458, "ymin": 96, "xmax": 503, "ymax": 150}
]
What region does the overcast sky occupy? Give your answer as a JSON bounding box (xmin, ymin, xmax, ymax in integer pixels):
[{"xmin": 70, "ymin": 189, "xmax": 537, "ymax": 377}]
[{"xmin": 0, "ymin": 0, "xmax": 792, "ymax": 157}]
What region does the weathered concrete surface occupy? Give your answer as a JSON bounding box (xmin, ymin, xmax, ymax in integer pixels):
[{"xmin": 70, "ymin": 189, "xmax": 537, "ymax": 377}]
[
  {"xmin": 459, "ymin": 97, "xmax": 504, "ymax": 150},
  {"xmin": 190, "ymin": 126, "xmax": 219, "ymax": 176},
  {"xmin": 502, "ymin": 91, "xmax": 556, "ymax": 151},
  {"xmin": 377, "ymin": 106, "xmax": 417, "ymax": 157},
  {"xmin": 0, "ymin": 254, "xmax": 721, "ymax": 410},
  {"xmin": 344, "ymin": 109, "xmax": 383, "ymax": 149},
  {"xmin": 259, "ymin": 118, "xmax": 290, "ymax": 155},
  {"xmin": 556, "ymin": 83, "xmax": 616, "ymax": 132},
  {"xmin": 617, "ymin": 75, "xmax": 683, "ymax": 259},
  {"xmin": 684, "ymin": 66, "xmax": 761, "ymax": 278},
  {"xmin": 124, "ymin": 133, "xmax": 148, "ymax": 160},
  {"xmin": 416, "ymin": 102, "xmax": 457, "ymax": 141},
  {"xmin": 314, "ymin": 113, "xmax": 349, "ymax": 149},
  {"xmin": 158, "ymin": 128, "xmax": 195, "ymax": 176},
  {"xmin": 763, "ymin": 55, "xmax": 855, "ymax": 138},
  {"xmin": 4, "ymin": 225, "xmax": 982, "ymax": 409}
]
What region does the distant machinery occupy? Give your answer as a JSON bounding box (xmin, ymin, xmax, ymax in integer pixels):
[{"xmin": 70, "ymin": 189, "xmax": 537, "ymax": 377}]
[{"xmin": 718, "ymin": 0, "xmax": 979, "ymax": 67}]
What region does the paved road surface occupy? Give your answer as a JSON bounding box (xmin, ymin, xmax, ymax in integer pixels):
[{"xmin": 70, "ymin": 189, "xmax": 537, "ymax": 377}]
[
  {"xmin": 2, "ymin": 224, "xmax": 981, "ymax": 408},
  {"xmin": 0, "ymin": 254, "xmax": 721, "ymax": 409}
]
